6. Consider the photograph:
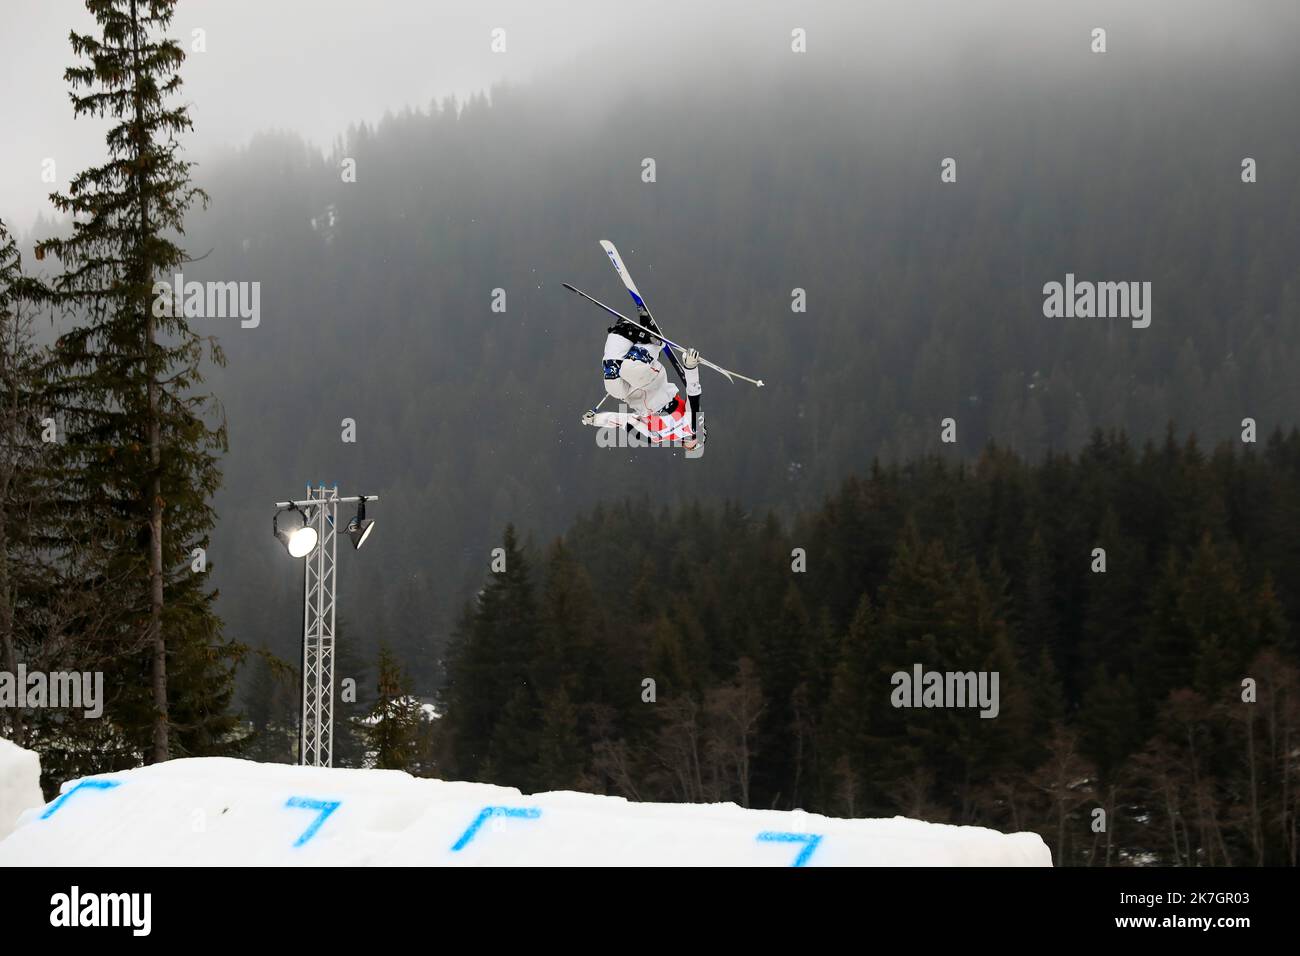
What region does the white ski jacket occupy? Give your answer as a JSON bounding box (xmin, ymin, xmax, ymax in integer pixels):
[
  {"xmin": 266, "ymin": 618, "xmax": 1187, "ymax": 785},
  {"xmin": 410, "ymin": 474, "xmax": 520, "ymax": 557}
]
[{"xmin": 602, "ymin": 330, "xmax": 678, "ymax": 416}]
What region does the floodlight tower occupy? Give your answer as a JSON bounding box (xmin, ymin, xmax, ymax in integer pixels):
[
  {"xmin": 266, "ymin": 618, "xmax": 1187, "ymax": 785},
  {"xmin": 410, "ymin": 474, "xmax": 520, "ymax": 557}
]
[{"xmin": 272, "ymin": 484, "xmax": 379, "ymax": 767}]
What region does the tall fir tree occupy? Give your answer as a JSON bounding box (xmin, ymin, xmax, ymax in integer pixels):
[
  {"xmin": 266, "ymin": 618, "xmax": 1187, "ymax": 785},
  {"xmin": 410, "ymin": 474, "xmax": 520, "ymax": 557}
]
[
  {"xmin": 365, "ymin": 645, "xmax": 426, "ymax": 772},
  {"xmin": 1, "ymin": 219, "xmax": 128, "ymax": 785},
  {"xmin": 330, "ymin": 617, "xmax": 373, "ymax": 768},
  {"xmin": 534, "ymin": 685, "xmax": 584, "ymax": 791},
  {"xmin": 241, "ymin": 647, "xmax": 297, "ymax": 763},
  {"xmin": 36, "ymin": 0, "xmax": 236, "ymax": 763},
  {"xmin": 0, "ymin": 220, "xmax": 41, "ymax": 746},
  {"xmin": 441, "ymin": 525, "xmax": 540, "ymax": 782}
]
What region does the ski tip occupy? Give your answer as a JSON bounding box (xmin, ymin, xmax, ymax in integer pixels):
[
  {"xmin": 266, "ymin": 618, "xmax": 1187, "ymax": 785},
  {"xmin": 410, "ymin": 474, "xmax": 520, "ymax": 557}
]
[{"xmin": 757, "ymin": 380, "xmax": 765, "ymax": 388}]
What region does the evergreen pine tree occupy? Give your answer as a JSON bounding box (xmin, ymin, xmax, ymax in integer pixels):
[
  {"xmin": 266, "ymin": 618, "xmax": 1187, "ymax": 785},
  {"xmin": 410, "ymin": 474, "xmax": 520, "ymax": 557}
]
[
  {"xmin": 35, "ymin": 0, "xmax": 236, "ymax": 763},
  {"xmin": 753, "ymin": 581, "xmax": 813, "ymax": 807},
  {"xmin": 242, "ymin": 648, "xmax": 297, "ymax": 763},
  {"xmin": 1077, "ymin": 664, "xmax": 1142, "ymax": 785},
  {"xmin": 365, "ymin": 645, "xmax": 425, "ymax": 771},
  {"xmin": 0, "ymin": 220, "xmax": 43, "ymax": 746},
  {"xmin": 441, "ymin": 525, "xmax": 539, "ymax": 781},
  {"xmin": 1, "ymin": 220, "xmax": 134, "ymax": 783},
  {"xmin": 821, "ymin": 594, "xmax": 880, "ymax": 812},
  {"xmin": 330, "ymin": 618, "xmax": 373, "ymax": 769},
  {"xmin": 534, "ymin": 685, "xmax": 584, "ymax": 791}
]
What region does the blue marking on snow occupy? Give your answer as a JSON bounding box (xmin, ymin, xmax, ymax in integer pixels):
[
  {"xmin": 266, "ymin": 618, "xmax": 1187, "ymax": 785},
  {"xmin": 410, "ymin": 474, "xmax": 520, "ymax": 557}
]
[
  {"xmin": 285, "ymin": 796, "xmax": 341, "ymax": 847},
  {"xmin": 451, "ymin": 806, "xmax": 541, "ymax": 852},
  {"xmin": 40, "ymin": 779, "xmax": 121, "ymax": 819},
  {"xmin": 757, "ymin": 831, "xmax": 823, "ymax": 867}
]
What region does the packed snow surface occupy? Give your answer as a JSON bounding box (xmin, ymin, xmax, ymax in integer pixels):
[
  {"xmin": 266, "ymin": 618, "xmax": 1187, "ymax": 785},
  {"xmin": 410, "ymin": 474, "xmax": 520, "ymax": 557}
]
[
  {"xmin": 0, "ymin": 757, "xmax": 1051, "ymax": 866},
  {"xmin": 0, "ymin": 737, "xmax": 44, "ymax": 842}
]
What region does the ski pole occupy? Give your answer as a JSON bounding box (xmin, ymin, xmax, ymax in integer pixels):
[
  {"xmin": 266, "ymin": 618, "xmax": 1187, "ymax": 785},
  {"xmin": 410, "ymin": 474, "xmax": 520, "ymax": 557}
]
[
  {"xmin": 579, "ymin": 392, "xmax": 609, "ymax": 427},
  {"xmin": 562, "ymin": 283, "xmax": 766, "ymax": 388}
]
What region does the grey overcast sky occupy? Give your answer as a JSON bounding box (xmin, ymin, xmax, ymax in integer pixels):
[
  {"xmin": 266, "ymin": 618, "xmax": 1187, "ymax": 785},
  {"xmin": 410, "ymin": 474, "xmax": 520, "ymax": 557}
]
[{"xmin": 2, "ymin": 0, "xmax": 1296, "ymax": 232}]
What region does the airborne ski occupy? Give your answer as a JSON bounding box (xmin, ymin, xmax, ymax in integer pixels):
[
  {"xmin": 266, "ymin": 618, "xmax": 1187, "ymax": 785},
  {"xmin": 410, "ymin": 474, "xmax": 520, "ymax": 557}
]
[
  {"xmin": 598, "ymin": 240, "xmax": 688, "ymax": 384},
  {"xmin": 562, "ymin": 282, "xmax": 765, "ymax": 388}
]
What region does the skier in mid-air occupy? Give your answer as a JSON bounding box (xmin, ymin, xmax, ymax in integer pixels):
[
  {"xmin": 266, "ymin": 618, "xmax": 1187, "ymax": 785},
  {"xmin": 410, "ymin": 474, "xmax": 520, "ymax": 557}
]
[
  {"xmin": 568, "ymin": 240, "xmax": 765, "ymax": 457},
  {"xmin": 575, "ymin": 240, "xmax": 705, "ymax": 453},
  {"xmin": 584, "ymin": 313, "xmax": 705, "ymax": 451}
]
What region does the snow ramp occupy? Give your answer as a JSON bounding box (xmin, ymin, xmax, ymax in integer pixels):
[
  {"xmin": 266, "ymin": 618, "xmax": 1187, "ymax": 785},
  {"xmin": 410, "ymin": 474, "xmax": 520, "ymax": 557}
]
[
  {"xmin": 0, "ymin": 755, "xmax": 1051, "ymax": 866},
  {"xmin": 0, "ymin": 737, "xmax": 44, "ymax": 842}
]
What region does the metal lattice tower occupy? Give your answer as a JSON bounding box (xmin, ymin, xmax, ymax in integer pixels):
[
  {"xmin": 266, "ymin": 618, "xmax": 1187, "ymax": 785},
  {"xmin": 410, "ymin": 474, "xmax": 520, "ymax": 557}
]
[
  {"xmin": 274, "ymin": 484, "xmax": 378, "ymax": 767},
  {"xmin": 299, "ymin": 485, "xmax": 338, "ymax": 767}
]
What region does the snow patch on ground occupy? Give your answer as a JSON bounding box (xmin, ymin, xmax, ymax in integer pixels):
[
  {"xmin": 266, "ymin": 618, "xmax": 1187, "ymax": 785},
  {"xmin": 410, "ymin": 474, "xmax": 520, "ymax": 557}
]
[
  {"xmin": 0, "ymin": 737, "xmax": 44, "ymax": 842},
  {"xmin": 0, "ymin": 756, "xmax": 1052, "ymax": 866}
]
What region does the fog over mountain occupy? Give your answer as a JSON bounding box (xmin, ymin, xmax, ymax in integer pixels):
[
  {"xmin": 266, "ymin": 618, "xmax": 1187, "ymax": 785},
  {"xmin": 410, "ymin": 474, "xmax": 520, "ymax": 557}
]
[
  {"xmin": 4, "ymin": 0, "xmax": 1297, "ymax": 228},
  {"xmin": 97, "ymin": 6, "xmax": 1289, "ymax": 694}
]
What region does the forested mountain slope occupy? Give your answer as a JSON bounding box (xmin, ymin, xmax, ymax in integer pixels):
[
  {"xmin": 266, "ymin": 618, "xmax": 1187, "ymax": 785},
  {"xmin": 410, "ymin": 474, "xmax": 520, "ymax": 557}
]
[{"xmin": 158, "ymin": 52, "xmax": 1298, "ymax": 687}]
